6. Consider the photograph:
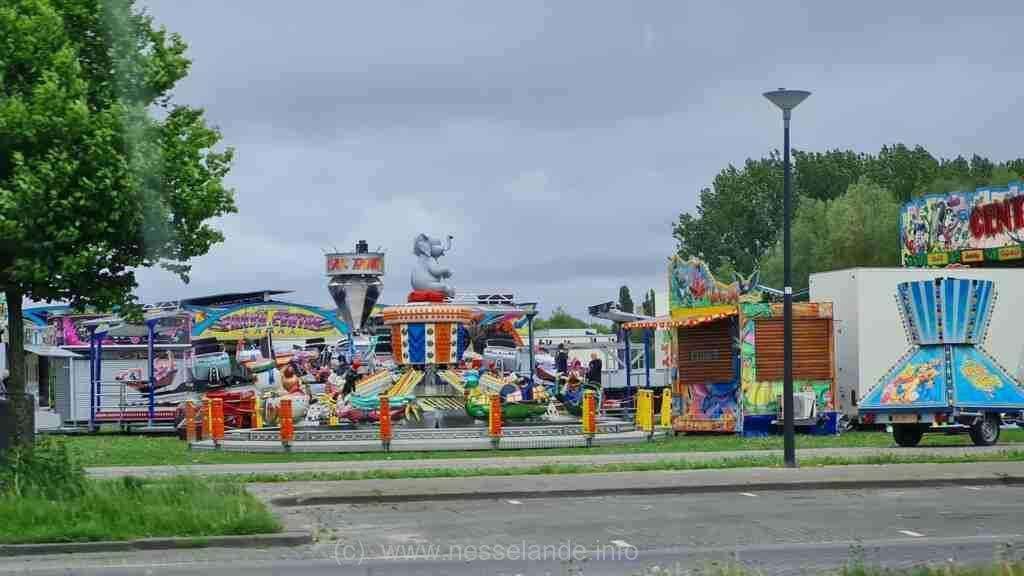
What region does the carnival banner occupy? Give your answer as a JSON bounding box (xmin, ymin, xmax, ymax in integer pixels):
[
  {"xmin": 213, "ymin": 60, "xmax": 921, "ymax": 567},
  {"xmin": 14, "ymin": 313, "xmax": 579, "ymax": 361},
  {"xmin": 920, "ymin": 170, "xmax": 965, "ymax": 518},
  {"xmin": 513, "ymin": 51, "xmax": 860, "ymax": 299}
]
[
  {"xmin": 191, "ymin": 303, "xmax": 346, "ymax": 341},
  {"xmin": 901, "ymin": 181, "xmax": 1024, "ymax": 267},
  {"xmin": 52, "ymin": 314, "xmax": 190, "ymax": 347}
]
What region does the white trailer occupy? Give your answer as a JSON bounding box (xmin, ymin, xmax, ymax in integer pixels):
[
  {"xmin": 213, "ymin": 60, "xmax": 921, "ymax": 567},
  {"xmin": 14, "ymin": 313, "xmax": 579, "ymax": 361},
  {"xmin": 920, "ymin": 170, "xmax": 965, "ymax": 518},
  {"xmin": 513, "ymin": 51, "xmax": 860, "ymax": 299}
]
[{"xmin": 809, "ymin": 267, "xmax": 1024, "ymax": 420}]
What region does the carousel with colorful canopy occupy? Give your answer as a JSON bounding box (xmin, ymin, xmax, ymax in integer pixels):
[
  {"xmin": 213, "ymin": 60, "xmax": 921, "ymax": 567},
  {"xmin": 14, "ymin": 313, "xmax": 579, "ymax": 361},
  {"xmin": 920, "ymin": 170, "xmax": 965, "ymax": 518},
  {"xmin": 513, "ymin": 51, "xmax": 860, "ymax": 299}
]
[{"xmin": 333, "ymin": 233, "xmax": 555, "ymax": 426}]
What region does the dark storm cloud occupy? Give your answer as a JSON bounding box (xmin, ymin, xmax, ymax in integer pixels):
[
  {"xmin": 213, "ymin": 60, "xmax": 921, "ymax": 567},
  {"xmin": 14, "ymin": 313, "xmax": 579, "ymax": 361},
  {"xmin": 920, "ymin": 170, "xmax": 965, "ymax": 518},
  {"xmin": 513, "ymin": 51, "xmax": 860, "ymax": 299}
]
[{"xmin": 135, "ymin": 0, "xmax": 1024, "ymax": 318}]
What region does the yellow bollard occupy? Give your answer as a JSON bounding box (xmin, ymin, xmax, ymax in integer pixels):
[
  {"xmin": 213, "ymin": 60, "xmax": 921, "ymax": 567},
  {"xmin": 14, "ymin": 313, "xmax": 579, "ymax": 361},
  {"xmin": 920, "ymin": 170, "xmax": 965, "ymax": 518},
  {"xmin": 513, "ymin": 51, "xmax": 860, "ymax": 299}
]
[
  {"xmin": 582, "ymin": 389, "xmax": 597, "ymax": 447},
  {"xmin": 637, "ymin": 389, "xmax": 654, "ymax": 437},
  {"xmin": 253, "ymin": 394, "xmax": 264, "ymax": 429},
  {"xmin": 659, "ymin": 388, "xmax": 673, "ymax": 428}
]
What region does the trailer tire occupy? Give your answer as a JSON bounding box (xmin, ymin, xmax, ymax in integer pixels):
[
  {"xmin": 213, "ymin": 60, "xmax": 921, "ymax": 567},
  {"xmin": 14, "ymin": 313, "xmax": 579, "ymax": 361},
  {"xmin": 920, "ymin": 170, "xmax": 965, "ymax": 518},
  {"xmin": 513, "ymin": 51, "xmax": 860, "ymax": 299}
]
[
  {"xmin": 893, "ymin": 424, "xmax": 924, "ymax": 447},
  {"xmin": 968, "ymin": 414, "xmax": 1001, "ymax": 446}
]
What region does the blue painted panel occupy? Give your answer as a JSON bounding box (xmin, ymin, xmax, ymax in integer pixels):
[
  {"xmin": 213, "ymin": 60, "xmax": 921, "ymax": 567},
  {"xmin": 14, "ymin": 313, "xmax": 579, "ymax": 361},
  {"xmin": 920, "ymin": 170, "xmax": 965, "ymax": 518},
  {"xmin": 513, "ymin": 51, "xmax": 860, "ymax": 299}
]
[
  {"xmin": 860, "ymin": 346, "xmax": 948, "ymax": 409},
  {"xmin": 952, "ymin": 346, "xmax": 1024, "ymax": 408},
  {"xmin": 406, "ymin": 323, "xmax": 426, "ymax": 364}
]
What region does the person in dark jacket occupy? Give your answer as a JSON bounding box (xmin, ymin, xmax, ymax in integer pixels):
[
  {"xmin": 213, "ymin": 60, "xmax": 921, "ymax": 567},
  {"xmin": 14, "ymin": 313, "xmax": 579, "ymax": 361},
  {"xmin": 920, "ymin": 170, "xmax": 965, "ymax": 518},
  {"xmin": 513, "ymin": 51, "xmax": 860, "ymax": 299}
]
[
  {"xmin": 555, "ymin": 344, "xmax": 569, "ymax": 374},
  {"xmin": 586, "ymin": 353, "xmax": 602, "ymax": 386}
]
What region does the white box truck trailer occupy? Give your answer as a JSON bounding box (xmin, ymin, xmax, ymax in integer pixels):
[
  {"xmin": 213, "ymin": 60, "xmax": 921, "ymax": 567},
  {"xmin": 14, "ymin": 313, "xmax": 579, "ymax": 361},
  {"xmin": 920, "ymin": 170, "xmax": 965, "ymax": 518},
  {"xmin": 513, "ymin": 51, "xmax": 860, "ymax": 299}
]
[{"xmin": 809, "ymin": 268, "xmax": 1024, "ymax": 421}]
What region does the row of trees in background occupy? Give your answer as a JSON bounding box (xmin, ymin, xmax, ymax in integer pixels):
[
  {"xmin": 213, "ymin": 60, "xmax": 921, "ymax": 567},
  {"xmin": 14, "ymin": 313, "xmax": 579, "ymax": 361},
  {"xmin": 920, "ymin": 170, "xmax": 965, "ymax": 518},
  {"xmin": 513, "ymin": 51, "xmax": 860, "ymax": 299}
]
[
  {"xmin": 531, "ymin": 286, "xmax": 656, "ymax": 338},
  {"xmin": 674, "ymin": 144, "xmax": 1024, "ymax": 291}
]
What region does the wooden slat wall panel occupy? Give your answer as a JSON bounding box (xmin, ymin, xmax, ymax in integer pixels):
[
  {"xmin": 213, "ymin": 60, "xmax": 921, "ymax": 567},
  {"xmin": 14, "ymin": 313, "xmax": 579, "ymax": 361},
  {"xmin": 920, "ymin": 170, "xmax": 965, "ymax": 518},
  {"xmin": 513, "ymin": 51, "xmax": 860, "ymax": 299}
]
[
  {"xmin": 676, "ymin": 319, "xmax": 735, "ymax": 388},
  {"xmin": 754, "ymin": 318, "xmax": 832, "ymax": 381}
]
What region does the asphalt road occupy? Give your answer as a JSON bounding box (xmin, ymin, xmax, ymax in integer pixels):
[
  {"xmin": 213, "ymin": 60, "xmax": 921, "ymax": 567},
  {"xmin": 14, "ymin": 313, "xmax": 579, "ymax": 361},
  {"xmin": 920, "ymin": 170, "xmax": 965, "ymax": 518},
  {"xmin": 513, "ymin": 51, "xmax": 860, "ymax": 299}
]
[{"xmin": 2, "ymin": 485, "xmax": 1022, "ymax": 575}]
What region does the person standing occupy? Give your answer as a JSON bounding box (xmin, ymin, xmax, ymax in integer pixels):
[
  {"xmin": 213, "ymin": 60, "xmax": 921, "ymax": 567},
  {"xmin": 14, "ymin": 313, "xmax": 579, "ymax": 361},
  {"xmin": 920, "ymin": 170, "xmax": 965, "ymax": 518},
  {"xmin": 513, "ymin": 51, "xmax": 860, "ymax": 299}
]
[
  {"xmin": 555, "ymin": 343, "xmax": 569, "ymax": 374},
  {"xmin": 587, "ymin": 352, "xmax": 603, "ymax": 387}
]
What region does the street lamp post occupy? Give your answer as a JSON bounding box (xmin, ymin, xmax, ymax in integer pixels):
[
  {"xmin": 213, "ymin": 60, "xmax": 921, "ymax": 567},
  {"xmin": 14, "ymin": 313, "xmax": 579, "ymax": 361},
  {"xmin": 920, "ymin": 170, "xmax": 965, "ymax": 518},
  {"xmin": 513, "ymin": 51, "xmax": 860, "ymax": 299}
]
[{"xmin": 763, "ymin": 88, "xmax": 810, "ymax": 468}]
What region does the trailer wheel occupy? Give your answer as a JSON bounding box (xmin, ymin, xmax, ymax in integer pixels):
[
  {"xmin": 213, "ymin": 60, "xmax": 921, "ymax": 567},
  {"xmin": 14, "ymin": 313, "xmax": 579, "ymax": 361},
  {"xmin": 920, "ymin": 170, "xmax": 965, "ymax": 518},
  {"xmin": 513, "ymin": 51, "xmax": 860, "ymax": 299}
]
[
  {"xmin": 968, "ymin": 414, "xmax": 1001, "ymax": 446},
  {"xmin": 892, "ymin": 424, "xmax": 924, "ymax": 447}
]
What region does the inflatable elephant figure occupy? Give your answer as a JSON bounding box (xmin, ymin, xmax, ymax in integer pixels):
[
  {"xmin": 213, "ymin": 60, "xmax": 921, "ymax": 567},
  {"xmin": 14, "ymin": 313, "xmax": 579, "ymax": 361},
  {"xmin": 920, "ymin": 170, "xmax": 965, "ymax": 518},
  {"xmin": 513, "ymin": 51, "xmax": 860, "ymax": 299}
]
[{"xmin": 411, "ymin": 233, "xmax": 455, "ymax": 296}]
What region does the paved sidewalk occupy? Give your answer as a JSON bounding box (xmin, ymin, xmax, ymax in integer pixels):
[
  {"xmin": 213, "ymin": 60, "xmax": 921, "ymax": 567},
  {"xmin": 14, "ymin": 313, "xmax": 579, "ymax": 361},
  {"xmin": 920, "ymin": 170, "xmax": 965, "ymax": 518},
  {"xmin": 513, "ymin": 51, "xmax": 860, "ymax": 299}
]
[
  {"xmin": 248, "ymin": 461, "xmax": 1024, "ymax": 505},
  {"xmin": 85, "ymin": 444, "xmax": 1022, "ymax": 478}
]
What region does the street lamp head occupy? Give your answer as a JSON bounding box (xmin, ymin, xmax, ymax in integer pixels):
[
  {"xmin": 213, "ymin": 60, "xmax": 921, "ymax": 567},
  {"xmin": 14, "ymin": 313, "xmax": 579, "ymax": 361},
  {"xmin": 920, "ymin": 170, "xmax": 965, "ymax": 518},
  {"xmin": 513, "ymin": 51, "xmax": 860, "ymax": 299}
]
[{"xmin": 763, "ymin": 88, "xmax": 811, "ymax": 113}]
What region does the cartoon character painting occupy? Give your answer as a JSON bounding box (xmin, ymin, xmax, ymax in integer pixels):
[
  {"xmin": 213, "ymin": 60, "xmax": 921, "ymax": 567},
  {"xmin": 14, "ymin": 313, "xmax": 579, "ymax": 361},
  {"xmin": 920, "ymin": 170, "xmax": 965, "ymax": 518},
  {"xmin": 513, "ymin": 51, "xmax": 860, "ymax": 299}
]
[
  {"xmin": 881, "ymin": 359, "xmax": 941, "ymax": 405},
  {"xmin": 961, "ymin": 360, "xmax": 1003, "ymax": 399}
]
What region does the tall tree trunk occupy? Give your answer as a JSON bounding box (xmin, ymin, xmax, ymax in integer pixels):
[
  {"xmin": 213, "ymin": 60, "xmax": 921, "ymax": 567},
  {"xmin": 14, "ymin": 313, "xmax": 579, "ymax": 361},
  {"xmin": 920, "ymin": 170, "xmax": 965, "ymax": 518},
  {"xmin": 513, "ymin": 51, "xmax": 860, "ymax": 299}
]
[
  {"xmin": 4, "ymin": 288, "xmax": 34, "ymax": 447},
  {"xmin": 5, "ymin": 289, "xmax": 25, "ymax": 396}
]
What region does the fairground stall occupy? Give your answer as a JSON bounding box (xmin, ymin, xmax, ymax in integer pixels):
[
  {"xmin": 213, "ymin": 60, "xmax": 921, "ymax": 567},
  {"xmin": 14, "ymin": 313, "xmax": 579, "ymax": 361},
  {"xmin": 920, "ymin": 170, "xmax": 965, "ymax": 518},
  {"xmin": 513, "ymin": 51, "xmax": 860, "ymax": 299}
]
[{"xmin": 625, "ymin": 257, "xmax": 839, "ymax": 436}]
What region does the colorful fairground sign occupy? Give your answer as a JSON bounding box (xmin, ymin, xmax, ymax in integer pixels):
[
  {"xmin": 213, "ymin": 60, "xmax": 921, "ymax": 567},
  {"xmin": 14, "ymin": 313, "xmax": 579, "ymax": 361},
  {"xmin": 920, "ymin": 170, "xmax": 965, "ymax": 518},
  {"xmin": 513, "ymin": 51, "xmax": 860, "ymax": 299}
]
[{"xmin": 901, "ymin": 180, "xmax": 1024, "ymax": 267}]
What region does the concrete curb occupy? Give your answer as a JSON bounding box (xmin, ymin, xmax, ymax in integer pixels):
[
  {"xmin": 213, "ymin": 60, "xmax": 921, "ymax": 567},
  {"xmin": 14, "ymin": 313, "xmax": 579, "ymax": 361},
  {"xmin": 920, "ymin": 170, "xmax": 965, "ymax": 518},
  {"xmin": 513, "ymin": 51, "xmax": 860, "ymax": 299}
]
[
  {"xmin": 254, "ymin": 463, "xmax": 1024, "ymax": 507},
  {"xmin": 0, "ymin": 531, "xmax": 312, "ymax": 557},
  {"xmin": 269, "ymin": 475, "xmax": 1024, "ymax": 506}
]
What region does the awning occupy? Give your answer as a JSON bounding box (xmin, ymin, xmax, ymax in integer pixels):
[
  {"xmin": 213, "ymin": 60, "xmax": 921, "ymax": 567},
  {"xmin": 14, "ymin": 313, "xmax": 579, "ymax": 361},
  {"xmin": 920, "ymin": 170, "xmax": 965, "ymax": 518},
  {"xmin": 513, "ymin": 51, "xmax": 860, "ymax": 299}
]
[
  {"xmin": 623, "ymin": 310, "xmax": 737, "ymax": 330},
  {"xmin": 24, "ymin": 345, "xmax": 82, "ymax": 358}
]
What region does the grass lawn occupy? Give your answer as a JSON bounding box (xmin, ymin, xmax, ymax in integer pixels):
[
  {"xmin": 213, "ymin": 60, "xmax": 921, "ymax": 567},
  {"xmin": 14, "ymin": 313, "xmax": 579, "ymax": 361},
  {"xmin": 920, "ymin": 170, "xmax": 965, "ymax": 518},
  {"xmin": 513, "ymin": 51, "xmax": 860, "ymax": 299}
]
[
  {"xmin": 62, "ymin": 428, "xmax": 1024, "ymax": 468},
  {"xmin": 225, "ymin": 449, "xmax": 1024, "ymax": 483},
  {"xmin": 0, "ymin": 476, "xmax": 280, "ymax": 544}
]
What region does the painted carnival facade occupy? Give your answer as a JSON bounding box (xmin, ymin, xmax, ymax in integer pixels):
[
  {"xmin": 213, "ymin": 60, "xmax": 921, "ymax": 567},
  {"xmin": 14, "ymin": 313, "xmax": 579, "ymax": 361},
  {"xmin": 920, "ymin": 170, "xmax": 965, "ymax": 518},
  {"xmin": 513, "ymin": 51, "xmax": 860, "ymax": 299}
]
[
  {"xmin": 901, "ymin": 180, "xmax": 1024, "ymax": 268},
  {"xmin": 631, "ymin": 257, "xmax": 839, "ymax": 436}
]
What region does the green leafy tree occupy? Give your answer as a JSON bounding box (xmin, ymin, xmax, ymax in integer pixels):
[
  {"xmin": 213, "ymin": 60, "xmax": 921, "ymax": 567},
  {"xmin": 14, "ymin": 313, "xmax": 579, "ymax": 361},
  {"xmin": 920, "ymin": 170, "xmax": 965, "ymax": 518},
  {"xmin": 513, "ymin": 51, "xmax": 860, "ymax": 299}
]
[
  {"xmin": 863, "ymin": 144, "xmax": 939, "ymax": 202},
  {"xmin": 673, "ymin": 155, "xmax": 784, "ymax": 274},
  {"xmin": 617, "ymin": 286, "xmax": 634, "ymax": 314},
  {"xmin": 675, "ymin": 143, "xmax": 1024, "ymax": 276},
  {"xmin": 1, "ymin": 0, "xmax": 235, "ymax": 444},
  {"xmin": 760, "ymin": 179, "xmax": 900, "ymax": 292},
  {"xmin": 793, "ymin": 149, "xmax": 868, "ymax": 202}
]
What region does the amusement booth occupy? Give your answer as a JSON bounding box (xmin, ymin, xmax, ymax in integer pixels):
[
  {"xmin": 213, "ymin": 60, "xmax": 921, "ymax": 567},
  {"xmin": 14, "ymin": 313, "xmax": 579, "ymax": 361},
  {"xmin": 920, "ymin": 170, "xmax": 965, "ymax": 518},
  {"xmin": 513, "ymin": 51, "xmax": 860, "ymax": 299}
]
[
  {"xmin": 46, "ymin": 311, "xmax": 191, "ymax": 429},
  {"xmin": 627, "ymin": 257, "xmax": 839, "ymax": 436}
]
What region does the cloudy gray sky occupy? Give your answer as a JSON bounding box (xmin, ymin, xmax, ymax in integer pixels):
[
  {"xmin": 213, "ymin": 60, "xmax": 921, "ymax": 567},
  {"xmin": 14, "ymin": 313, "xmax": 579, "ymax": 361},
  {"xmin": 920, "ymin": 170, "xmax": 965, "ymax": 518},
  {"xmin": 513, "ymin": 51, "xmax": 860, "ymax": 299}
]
[{"xmin": 133, "ymin": 0, "xmax": 1024, "ymax": 318}]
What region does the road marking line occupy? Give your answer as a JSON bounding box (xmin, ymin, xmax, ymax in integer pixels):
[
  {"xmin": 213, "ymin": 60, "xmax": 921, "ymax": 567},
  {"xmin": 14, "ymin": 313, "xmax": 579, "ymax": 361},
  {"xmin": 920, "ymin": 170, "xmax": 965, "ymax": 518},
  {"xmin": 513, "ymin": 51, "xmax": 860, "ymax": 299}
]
[
  {"xmin": 610, "ymin": 539, "xmax": 634, "ymax": 548},
  {"xmin": 506, "ymin": 499, "xmax": 523, "ymax": 505},
  {"xmin": 899, "ymin": 530, "xmax": 924, "ymax": 537},
  {"xmin": 965, "ymin": 486, "xmax": 982, "ymax": 491},
  {"xmin": 740, "ymin": 492, "xmax": 758, "ymax": 498}
]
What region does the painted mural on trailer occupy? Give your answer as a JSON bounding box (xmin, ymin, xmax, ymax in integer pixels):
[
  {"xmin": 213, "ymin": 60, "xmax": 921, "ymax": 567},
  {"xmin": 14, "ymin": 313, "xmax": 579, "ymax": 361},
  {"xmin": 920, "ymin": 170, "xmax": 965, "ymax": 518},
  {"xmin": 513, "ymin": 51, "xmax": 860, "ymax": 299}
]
[
  {"xmin": 951, "ymin": 347, "xmax": 1024, "ymax": 407},
  {"xmin": 901, "ymin": 181, "xmax": 1024, "ymax": 267},
  {"xmin": 668, "ymin": 256, "xmax": 760, "ymax": 319},
  {"xmin": 738, "ymin": 302, "xmax": 836, "ymax": 415},
  {"xmin": 860, "ymin": 277, "xmax": 1024, "ymax": 411}
]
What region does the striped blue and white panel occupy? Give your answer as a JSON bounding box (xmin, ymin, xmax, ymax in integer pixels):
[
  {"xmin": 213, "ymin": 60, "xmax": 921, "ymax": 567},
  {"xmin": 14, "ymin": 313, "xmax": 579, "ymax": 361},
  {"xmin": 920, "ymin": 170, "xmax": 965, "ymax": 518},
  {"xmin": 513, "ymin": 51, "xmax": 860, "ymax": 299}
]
[
  {"xmin": 898, "ymin": 280, "xmax": 941, "ymax": 344},
  {"xmin": 968, "ymin": 280, "xmax": 995, "ymax": 343},
  {"xmin": 940, "ymin": 278, "xmax": 973, "ymax": 343}
]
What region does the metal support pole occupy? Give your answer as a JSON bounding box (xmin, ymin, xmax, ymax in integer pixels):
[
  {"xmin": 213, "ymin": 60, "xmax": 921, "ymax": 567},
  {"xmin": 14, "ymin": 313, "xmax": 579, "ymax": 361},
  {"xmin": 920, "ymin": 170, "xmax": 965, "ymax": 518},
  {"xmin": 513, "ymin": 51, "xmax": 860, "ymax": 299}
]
[
  {"xmin": 527, "ymin": 312, "xmax": 536, "ymax": 381},
  {"xmin": 782, "ymin": 110, "xmax": 796, "ymax": 468},
  {"xmin": 95, "ymin": 333, "xmax": 104, "ymax": 424},
  {"xmin": 88, "ymin": 326, "xmax": 97, "ymax": 430},
  {"xmin": 146, "ymin": 320, "xmax": 156, "ymax": 426},
  {"xmin": 624, "ymin": 328, "xmax": 632, "ymax": 397}
]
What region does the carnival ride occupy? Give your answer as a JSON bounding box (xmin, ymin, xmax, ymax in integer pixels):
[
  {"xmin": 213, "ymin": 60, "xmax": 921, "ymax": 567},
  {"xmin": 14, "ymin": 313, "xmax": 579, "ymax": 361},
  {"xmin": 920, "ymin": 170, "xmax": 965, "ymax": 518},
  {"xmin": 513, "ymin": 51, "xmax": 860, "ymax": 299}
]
[{"xmin": 172, "ymin": 235, "xmax": 655, "ymax": 453}]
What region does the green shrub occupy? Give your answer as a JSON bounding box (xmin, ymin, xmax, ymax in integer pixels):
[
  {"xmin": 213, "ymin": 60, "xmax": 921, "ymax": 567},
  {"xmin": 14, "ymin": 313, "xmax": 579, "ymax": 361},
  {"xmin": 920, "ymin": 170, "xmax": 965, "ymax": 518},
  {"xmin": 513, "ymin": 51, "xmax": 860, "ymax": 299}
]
[{"xmin": 0, "ymin": 437, "xmax": 87, "ymax": 499}]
